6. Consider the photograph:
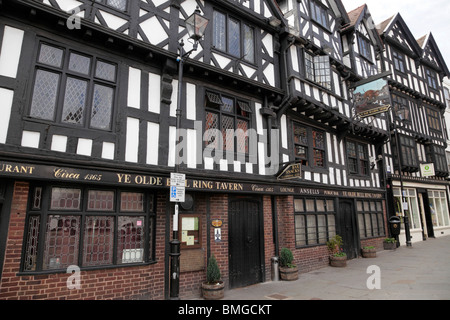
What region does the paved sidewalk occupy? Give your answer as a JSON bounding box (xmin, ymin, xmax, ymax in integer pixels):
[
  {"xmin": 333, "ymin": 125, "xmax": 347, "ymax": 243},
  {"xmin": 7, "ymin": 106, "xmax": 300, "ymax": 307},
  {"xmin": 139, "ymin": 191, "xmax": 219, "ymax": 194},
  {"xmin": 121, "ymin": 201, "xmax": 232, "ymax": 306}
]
[{"xmin": 222, "ymin": 236, "xmax": 450, "ymax": 300}]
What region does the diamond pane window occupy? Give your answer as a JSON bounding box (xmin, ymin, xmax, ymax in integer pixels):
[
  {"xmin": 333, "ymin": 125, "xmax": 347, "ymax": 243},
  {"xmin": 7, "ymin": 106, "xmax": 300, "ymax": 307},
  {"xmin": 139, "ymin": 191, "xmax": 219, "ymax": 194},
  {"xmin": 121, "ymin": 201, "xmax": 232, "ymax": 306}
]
[
  {"xmin": 23, "ymin": 216, "xmax": 40, "ymax": 271},
  {"xmin": 38, "ymin": 44, "xmax": 63, "ymax": 67},
  {"xmin": 95, "ymin": 61, "xmax": 116, "ymax": 82},
  {"xmin": 68, "ymin": 52, "xmax": 91, "ymax": 75},
  {"xmin": 30, "ymin": 42, "xmax": 117, "ymax": 131},
  {"xmin": 90, "ymin": 84, "xmax": 113, "ymax": 130},
  {"xmin": 205, "ymin": 111, "xmax": 219, "ymax": 149},
  {"xmin": 228, "ymin": 18, "xmax": 240, "ymax": 58},
  {"xmin": 30, "ymin": 70, "xmax": 60, "ymax": 120},
  {"xmin": 62, "ymin": 77, "xmax": 87, "ymax": 125}
]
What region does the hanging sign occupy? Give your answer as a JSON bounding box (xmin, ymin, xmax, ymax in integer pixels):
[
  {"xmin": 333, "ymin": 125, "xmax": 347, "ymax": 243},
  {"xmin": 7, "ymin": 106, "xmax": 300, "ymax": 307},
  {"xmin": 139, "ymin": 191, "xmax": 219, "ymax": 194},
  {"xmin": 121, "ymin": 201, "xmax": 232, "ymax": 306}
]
[
  {"xmin": 420, "ymin": 163, "xmax": 435, "ymax": 177},
  {"xmin": 211, "ymin": 219, "xmax": 223, "ymax": 228},
  {"xmin": 353, "ymin": 77, "xmax": 391, "ymax": 118}
]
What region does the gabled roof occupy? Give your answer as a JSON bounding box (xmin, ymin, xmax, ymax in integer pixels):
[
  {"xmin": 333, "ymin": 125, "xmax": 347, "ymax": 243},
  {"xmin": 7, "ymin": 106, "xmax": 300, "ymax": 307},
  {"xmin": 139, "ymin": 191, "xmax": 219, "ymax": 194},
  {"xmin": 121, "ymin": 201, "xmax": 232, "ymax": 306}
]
[
  {"xmin": 376, "ymin": 13, "xmax": 422, "ymax": 58},
  {"xmin": 417, "ymin": 32, "xmax": 450, "ymax": 78},
  {"xmin": 342, "ymin": 4, "xmax": 383, "ymax": 50}
]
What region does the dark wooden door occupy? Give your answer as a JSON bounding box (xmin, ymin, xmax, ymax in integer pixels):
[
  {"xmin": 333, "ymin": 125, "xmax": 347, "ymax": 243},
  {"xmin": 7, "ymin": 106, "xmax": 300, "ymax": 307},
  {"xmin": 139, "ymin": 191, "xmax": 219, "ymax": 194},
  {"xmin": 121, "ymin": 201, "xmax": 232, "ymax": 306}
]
[
  {"xmin": 339, "ymin": 200, "xmax": 358, "ymax": 259},
  {"xmin": 228, "ymin": 198, "xmax": 263, "ymax": 289}
]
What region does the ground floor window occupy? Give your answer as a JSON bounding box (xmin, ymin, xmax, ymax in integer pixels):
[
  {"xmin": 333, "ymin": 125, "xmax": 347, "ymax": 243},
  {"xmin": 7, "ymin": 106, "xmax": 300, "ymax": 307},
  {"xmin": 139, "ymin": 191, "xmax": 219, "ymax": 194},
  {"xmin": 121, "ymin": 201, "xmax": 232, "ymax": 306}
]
[
  {"xmin": 22, "ymin": 185, "xmax": 156, "ymax": 272},
  {"xmin": 357, "ymin": 200, "xmax": 385, "ymax": 238},
  {"xmin": 294, "ymin": 198, "xmax": 336, "ymax": 247},
  {"xmin": 393, "ymin": 188, "xmax": 421, "ymax": 230},
  {"xmin": 428, "ymin": 190, "xmax": 450, "ymax": 227}
]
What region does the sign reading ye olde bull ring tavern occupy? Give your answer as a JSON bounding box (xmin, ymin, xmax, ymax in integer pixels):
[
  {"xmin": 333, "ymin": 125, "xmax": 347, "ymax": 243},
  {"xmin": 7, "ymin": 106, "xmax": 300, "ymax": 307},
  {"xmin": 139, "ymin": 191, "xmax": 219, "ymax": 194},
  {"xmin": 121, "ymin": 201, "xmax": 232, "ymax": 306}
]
[{"xmin": 0, "ymin": 160, "xmax": 384, "ymax": 199}]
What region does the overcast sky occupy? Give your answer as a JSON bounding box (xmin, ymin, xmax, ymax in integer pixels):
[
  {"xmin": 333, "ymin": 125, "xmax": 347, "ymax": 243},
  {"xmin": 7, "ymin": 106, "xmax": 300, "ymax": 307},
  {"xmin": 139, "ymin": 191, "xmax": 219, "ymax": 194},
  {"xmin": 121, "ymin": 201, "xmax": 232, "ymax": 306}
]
[{"xmin": 341, "ymin": 0, "xmax": 450, "ymax": 75}]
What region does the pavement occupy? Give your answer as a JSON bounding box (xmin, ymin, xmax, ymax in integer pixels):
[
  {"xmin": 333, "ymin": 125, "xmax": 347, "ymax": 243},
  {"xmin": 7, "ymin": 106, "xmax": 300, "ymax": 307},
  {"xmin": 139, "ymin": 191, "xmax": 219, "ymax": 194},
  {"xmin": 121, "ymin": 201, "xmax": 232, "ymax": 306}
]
[{"xmin": 222, "ymin": 236, "xmax": 450, "ymax": 300}]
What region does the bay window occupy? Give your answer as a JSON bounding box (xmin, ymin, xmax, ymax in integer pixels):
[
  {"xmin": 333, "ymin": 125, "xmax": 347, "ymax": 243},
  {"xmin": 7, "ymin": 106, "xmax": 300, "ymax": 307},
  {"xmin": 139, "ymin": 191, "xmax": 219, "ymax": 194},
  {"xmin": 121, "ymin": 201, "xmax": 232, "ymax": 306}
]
[{"xmin": 304, "ymin": 52, "xmax": 331, "ymax": 90}]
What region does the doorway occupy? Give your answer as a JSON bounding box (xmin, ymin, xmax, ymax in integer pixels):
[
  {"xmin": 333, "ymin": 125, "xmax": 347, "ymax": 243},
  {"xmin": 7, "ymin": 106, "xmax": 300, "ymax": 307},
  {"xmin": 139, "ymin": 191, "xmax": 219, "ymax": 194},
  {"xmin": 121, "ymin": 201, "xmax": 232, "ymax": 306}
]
[
  {"xmin": 228, "ymin": 197, "xmax": 264, "ymax": 289},
  {"xmin": 339, "ymin": 199, "xmax": 358, "ymax": 259},
  {"xmin": 418, "ymin": 190, "xmax": 434, "ymax": 238}
]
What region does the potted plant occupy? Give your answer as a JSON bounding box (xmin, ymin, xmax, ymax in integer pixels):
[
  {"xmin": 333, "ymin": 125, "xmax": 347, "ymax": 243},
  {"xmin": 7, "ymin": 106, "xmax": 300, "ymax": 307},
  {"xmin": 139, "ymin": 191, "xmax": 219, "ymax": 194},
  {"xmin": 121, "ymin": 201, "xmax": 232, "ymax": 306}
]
[
  {"xmin": 361, "ymin": 245, "xmax": 377, "ymax": 258},
  {"xmin": 279, "ymin": 247, "xmax": 298, "ymax": 281},
  {"xmin": 327, "ymin": 235, "xmax": 347, "ymax": 267},
  {"xmin": 202, "ymin": 254, "xmax": 224, "ymax": 300},
  {"xmin": 383, "ymin": 238, "xmax": 397, "ymax": 250}
]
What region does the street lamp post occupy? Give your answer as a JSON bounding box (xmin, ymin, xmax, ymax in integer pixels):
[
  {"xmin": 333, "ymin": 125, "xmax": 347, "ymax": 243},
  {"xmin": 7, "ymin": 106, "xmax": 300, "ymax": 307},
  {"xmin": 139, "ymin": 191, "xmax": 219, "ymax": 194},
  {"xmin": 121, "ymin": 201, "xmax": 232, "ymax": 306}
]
[{"xmin": 169, "ymin": 6, "xmax": 209, "ymax": 300}]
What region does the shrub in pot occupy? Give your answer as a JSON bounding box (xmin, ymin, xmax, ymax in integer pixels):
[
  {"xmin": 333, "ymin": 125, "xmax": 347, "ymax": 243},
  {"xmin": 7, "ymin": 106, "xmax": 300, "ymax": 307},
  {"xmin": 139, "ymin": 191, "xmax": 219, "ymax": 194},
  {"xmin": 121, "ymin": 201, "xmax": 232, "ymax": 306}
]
[
  {"xmin": 383, "ymin": 238, "xmax": 397, "ymax": 250},
  {"xmin": 279, "ymin": 248, "xmax": 298, "ymax": 281},
  {"xmin": 202, "ymin": 254, "xmax": 224, "ymax": 300}
]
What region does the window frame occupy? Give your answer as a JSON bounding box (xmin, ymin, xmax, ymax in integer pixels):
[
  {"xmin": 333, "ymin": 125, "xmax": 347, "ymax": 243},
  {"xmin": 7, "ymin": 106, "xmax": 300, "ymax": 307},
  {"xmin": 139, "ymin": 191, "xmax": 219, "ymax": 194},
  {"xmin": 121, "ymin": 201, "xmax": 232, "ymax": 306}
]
[
  {"xmin": 392, "ymin": 50, "xmax": 406, "ymax": 74},
  {"xmin": 358, "ymin": 34, "xmax": 373, "ymax": 62},
  {"xmin": 204, "ymin": 90, "xmax": 253, "ymax": 158},
  {"xmin": 292, "ymin": 122, "xmax": 327, "ymax": 170},
  {"xmin": 28, "ymin": 40, "xmax": 117, "ymax": 132},
  {"xmin": 357, "ymin": 200, "xmax": 385, "ymax": 239},
  {"xmin": 310, "ymin": 1, "xmax": 329, "ymax": 30},
  {"xmin": 94, "ymin": 0, "xmax": 129, "ymax": 13},
  {"xmin": 304, "ymin": 51, "xmax": 332, "ymax": 90},
  {"xmin": 426, "ymin": 106, "xmax": 442, "ymax": 132},
  {"xmin": 395, "ymin": 134, "xmax": 419, "ymax": 171},
  {"xmin": 425, "ymin": 68, "xmax": 438, "ymax": 91},
  {"xmin": 212, "ymin": 9, "xmax": 255, "ymax": 64},
  {"xmin": 346, "ymin": 140, "xmax": 370, "ymax": 176},
  {"xmin": 392, "ymin": 93, "xmax": 411, "ymax": 122},
  {"xmin": 294, "ymin": 198, "xmax": 336, "ymax": 247},
  {"xmin": 21, "ymin": 184, "xmax": 156, "ymax": 274}
]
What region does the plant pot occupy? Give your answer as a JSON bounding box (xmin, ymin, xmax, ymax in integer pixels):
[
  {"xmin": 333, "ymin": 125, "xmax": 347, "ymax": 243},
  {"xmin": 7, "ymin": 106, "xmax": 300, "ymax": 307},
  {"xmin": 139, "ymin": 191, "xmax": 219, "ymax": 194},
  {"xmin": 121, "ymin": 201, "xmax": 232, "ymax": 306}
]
[
  {"xmin": 361, "ymin": 248, "xmax": 377, "ymax": 258},
  {"xmin": 330, "ymin": 255, "xmax": 347, "ymax": 267},
  {"xmin": 383, "ymin": 242, "xmax": 397, "ymax": 250},
  {"xmin": 202, "ymin": 281, "xmax": 225, "ymax": 300},
  {"xmin": 279, "ymin": 266, "xmax": 299, "ymax": 281}
]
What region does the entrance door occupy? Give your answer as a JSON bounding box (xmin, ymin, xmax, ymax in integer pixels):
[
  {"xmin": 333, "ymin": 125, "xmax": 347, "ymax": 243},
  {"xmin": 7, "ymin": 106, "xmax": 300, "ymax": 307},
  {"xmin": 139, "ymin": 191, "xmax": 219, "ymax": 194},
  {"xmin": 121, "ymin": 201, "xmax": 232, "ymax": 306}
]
[
  {"xmin": 419, "ymin": 191, "xmax": 435, "ymax": 238},
  {"xmin": 339, "ymin": 200, "xmax": 358, "ymax": 259},
  {"xmin": 228, "ymin": 198, "xmax": 263, "ymax": 289}
]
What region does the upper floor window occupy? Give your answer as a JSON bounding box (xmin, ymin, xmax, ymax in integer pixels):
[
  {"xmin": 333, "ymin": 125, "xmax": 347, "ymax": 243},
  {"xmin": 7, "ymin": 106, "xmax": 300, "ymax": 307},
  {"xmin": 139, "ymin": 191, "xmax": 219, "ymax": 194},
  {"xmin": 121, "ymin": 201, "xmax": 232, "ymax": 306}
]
[
  {"xmin": 392, "ymin": 50, "xmax": 405, "ymax": 73},
  {"xmin": 426, "ymin": 106, "xmax": 441, "ymax": 132},
  {"xmin": 397, "ymin": 134, "xmax": 418, "ymax": 170},
  {"xmin": 392, "ymin": 93, "xmax": 410, "ymax": 122},
  {"xmin": 213, "ymin": 10, "xmax": 255, "ymax": 63},
  {"xmin": 346, "ymin": 141, "xmax": 369, "ymax": 176},
  {"xmin": 425, "ymin": 68, "xmax": 438, "ymax": 90},
  {"xmin": 310, "ymin": 1, "xmax": 328, "ymax": 29},
  {"xmin": 293, "ymin": 122, "xmax": 326, "ymax": 168},
  {"xmin": 94, "ymin": 0, "xmax": 128, "ymax": 12},
  {"xmin": 304, "ymin": 52, "xmax": 331, "ymax": 90},
  {"xmin": 358, "ymin": 35, "xmax": 372, "ymax": 61},
  {"xmin": 204, "ymin": 91, "xmax": 252, "ymax": 155},
  {"xmin": 29, "ymin": 42, "xmax": 117, "ymax": 131}
]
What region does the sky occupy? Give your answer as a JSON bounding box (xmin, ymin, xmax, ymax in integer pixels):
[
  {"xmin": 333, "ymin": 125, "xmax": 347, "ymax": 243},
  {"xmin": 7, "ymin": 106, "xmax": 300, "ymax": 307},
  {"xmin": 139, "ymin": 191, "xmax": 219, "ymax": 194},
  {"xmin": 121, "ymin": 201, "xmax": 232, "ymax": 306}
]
[{"xmin": 341, "ymin": 0, "xmax": 450, "ymax": 75}]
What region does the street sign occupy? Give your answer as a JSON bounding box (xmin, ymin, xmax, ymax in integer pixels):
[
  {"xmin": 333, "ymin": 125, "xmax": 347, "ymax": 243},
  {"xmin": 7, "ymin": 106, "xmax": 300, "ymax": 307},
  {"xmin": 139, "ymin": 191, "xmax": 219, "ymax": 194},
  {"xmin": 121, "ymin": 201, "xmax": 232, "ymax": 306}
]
[
  {"xmin": 170, "ymin": 172, "xmax": 186, "ymax": 202},
  {"xmin": 170, "ymin": 173, "xmax": 186, "ymax": 187},
  {"xmin": 170, "ymin": 185, "xmax": 185, "ymax": 202}
]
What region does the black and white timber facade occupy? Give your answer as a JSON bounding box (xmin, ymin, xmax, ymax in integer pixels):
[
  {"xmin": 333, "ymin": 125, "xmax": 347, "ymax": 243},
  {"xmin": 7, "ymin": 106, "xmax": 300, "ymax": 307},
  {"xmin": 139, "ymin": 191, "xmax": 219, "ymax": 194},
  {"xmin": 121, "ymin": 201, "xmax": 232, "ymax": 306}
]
[{"xmin": 0, "ymin": 0, "xmax": 449, "ymax": 299}]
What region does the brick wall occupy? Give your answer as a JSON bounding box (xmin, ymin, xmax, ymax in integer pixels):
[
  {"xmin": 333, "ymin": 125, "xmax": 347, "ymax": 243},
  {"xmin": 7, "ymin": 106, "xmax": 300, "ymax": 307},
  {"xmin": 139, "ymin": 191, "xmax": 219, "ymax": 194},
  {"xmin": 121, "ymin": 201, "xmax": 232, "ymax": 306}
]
[{"xmin": 0, "ymin": 182, "xmax": 166, "ymax": 300}]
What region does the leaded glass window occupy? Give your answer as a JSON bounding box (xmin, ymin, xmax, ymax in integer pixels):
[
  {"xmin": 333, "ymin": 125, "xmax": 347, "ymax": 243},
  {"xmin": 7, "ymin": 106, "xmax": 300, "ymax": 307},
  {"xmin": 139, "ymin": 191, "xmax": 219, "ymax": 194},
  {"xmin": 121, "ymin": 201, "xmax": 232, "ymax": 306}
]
[
  {"xmin": 293, "ymin": 122, "xmax": 326, "ymax": 168},
  {"xmin": 204, "ymin": 91, "xmax": 252, "ymax": 155},
  {"xmin": 213, "ymin": 10, "xmax": 255, "ymax": 63},
  {"xmin": 29, "ymin": 42, "xmax": 117, "ymax": 131},
  {"xmin": 95, "ymin": 0, "xmax": 128, "ymax": 12},
  {"xmin": 21, "ymin": 186, "xmax": 156, "ymax": 273},
  {"xmin": 304, "ymin": 52, "xmax": 331, "ymax": 90}
]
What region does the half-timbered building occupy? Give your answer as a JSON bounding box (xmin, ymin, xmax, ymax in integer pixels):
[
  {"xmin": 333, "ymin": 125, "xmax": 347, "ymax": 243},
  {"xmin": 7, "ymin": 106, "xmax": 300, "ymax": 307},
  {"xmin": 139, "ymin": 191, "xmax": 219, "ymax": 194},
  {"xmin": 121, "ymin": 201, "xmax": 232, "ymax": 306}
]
[
  {"xmin": 377, "ymin": 14, "xmax": 450, "ymax": 245},
  {"xmin": 275, "ymin": 0, "xmax": 389, "ymax": 267},
  {"xmin": 0, "ymin": 0, "xmax": 449, "ymax": 300}
]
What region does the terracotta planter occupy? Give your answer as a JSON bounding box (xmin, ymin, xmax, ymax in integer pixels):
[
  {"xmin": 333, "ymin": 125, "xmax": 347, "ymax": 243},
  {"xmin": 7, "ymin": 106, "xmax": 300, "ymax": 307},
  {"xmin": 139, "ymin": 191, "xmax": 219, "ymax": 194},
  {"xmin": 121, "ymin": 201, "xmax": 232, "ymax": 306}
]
[
  {"xmin": 383, "ymin": 242, "xmax": 397, "ymax": 250},
  {"xmin": 330, "ymin": 255, "xmax": 347, "ymax": 267},
  {"xmin": 361, "ymin": 248, "xmax": 377, "ymax": 258},
  {"xmin": 202, "ymin": 281, "xmax": 225, "ymax": 300},
  {"xmin": 279, "ymin": 266, "xmax": 299, "ymax": 281}
]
